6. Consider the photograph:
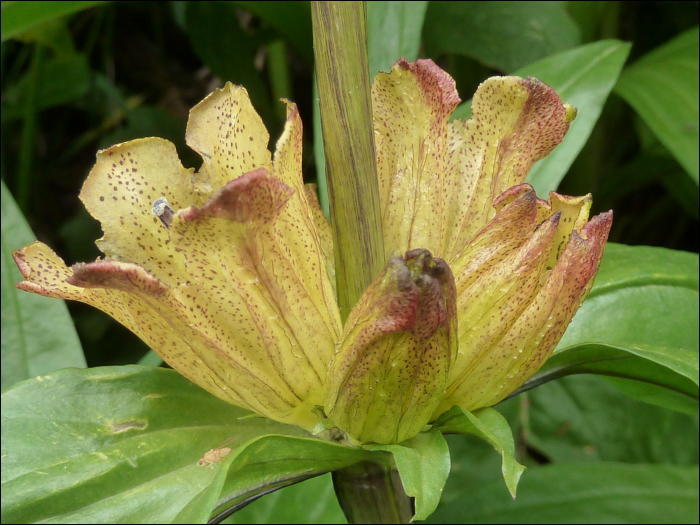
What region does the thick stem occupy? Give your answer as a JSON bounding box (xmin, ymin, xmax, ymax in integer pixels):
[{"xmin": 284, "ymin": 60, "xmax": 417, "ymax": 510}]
[
  {"xmin": 311, "ymin": 1, "xmax": 385, "ymax": 322},
  {"xmin": 332, "ymin": 461, "xmax": 413, "ymax": 524}
]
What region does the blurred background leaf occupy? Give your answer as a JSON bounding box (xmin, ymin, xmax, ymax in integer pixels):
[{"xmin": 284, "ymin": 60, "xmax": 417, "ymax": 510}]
[
  {"xmin": 1, "ymin": 1, "xmax": 107, "ymax": 41},
  {"xmin": 615, "ymin": 27, "xmax": 699, "ymax": 185},
  {"xmin": 367, "ymin": 1, "xmax": 428, "ymax": 76},
  {"xmin": 1, "ymin": 180, "xmax": 85, "ymax": 390},
  {"xmin": 423, "ymin": 1, "xmax": 581, "ymax": 73},
  {"xmin": 427, "ymin": 438, "xmax": 699, "ymax": 524}
]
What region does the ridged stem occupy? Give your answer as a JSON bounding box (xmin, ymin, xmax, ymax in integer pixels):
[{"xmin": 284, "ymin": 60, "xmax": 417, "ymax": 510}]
[
  {"xmin": 332, "ymin": 461, "xmax": 413, "ymax": 524},
  {"xmin": 311, "ymin": 1, "xmax": 384, "ymax": 322}
]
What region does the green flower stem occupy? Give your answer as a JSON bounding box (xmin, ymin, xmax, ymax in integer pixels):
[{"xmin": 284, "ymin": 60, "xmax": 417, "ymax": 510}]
[
  {"xmin": 332, "ymin": 461, "xmax": 413, "ymax": 524},
  {"xmin": 311, "ymin": 1, "xmax": 385, "ymax": 322}
]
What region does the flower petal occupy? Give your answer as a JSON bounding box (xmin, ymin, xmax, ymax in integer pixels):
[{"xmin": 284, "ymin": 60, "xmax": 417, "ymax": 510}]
[
  {"xmin": 305, "ymin": 183, "xmax": 336, "ymax": 299},
  {"xmin": 185, "ymin": 82, "xmax": 273, "ymax": 193},
  {"xmin": 80, "ymin": 138, "xmax": 199, "ymax": 287},
  {"xmin": 536, "ymin": 191, "xmax": 593, "ymax": 273},
  {"xmin": 440, "ymin": 211, "xmax": 612, "ymax": 411},
  {"xmin": 371, "ymin": 59, "xmax": 572, "ymax": 261},
  {"xmin": 372, "ymin": 59, "xmax": 461, "ymax": 258},
  {"xmin": 13, "ymin": 242, "xmax": 249, "ymax": 411},
  {"xmin": 169, "ymin": 166, "xmax": 339, "ymax": 427},
  {"xmin": 447, "ymin": 208, "xmax": 562, "ymax": 395},
  {"xmin": 272, "ymin": 102, "xmax": 341, "ymax": 343},
  {"xmin": 450, "ymin": 184, "xmax": 539, "ymax": 294},
  {"xmin": 444, "ymin": 76, "xmax": 572, "ymax": 261},
  {"xmin": 325, "ymin": 250, "xmax": 457, "ymax": 444}
]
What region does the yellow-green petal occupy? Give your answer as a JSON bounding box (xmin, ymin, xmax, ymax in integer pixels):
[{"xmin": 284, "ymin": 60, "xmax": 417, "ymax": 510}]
[
  {"xmin": 371, "ymin": 59, "xmax": 572, "ymax": 262},
  {"xmin": 185, "ymin": 82, "xmax": 273, "ymax": 193},
  {"xmin": 13, "ymin": 242, "xmax": 248, "ymax": 410},
  {"xmin": 372, "ymin": 59, "xmax": 460, "ymax": 259},
  {"xmin": 80, "ymin": 138, "xmax": 199, "ymax": 287},
  {"xmin": 443, "ymin": 76, "xmax": 572, "ymax": 261},
  {"xmin": 305, "ymin": 183, "xmax": 336, "ymax": 299},
  {"xmin": 325, "ymin": 250, "xmax": 457, "ymax": 444},
  {"xmin": 448, "ymin": 203, "xmax": 561, "ymax": 393},
  {"xmin": 440, "ymin": 211, "xmax": 612, "ymax": 412}
]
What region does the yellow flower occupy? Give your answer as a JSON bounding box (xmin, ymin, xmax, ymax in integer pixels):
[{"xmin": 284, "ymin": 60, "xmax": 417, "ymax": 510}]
[
  {"xmin": 14, "ymin": 60, "xmax": 611, "ymax": 444},
  {"xmin": 323, "ymin": 60, "xmax": 611, "ymax": 443}
]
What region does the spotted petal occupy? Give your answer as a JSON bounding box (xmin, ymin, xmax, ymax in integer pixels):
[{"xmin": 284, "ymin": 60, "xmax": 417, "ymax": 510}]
[
  {"xmin": 372, "ymin": 59, "xmax": 572, "ymax": 261},
  {"xmin": 325, "ymin": 249, "xmax": 457, "ymax": 444},
  {"xmin": 13, "ymin": 84, "xmax": 341, "ymax": 431}
]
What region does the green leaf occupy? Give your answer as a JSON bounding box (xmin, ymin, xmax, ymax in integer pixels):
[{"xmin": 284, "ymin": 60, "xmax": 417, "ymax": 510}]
[
  {"xmin": 234, "ymin": 1, "xmax": 313, "ymax": 64},
  {"xmin": 432, "ymin": 406, "xmax": 525, "ymax": 498},
  {"xmin": 366, "ymin": 430, "xmax": 451, "ymax": 521},
  {"xmin": 423, "ymin": 1, "xmax": 580, "ymax": 73},
  {"xmin": 1, "ymin": 52, "xmax": 91, "ymax": 123},
  {"xmin": 429, "ymin": 456, "xmax": 699, "ymax": 523},
  {"xmin": 1, "ymin": 1, "xmax": 106, "ymax": 41},
  {"xmin": 227, "ymin": 474, "xmax": 345, "ymax": 524},
  {"xmin": 518, "ymin": 243, "xmax": 699, "ymax": 412},
  {"xmin": 12, "ymin": 16, "xmax": 75, "ymax": 56},
  {"xmin": 451, "ymin": 40, "xmax": 631, "ymax": 196},
  {"xmin": 525, "ymin": 375, "xmax": 699, "ymax": 465},
  {"xmin": 519, "ymin": 343, "xmax": 698, "ymax": 413},
  {"xmin": 1, "ymin": 181, "xmax": 85, "ymax": 390},
  {"xmin": 214, "ymin": 435, "xmax": 374, "ymax": 519},
  {"xmin": 137, "ymin": 349, "xmax": 163, "ymax": 367},
  {"xmin": 559, "ymin": 243, "xmax": 698, "ymax": 351},
  {"xmin": 185, "ymin": 1, "xmax": 272, "ymax": 122},
  {"xmin": 367, "ymin": 1, "xmax": 428, "ymax": 76},
  {"xmin": 615, "ymin": 27, "xmax": 699, "ymax": 184},
  {"xmin": 0, "ymin": 366, "xmax": 373, "ymax": 523}
]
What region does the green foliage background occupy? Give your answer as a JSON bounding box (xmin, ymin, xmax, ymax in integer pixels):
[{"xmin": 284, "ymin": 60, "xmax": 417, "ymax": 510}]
[{"xmin": 1, "ymin": 1, "xmax": 698, "ymax": 523}]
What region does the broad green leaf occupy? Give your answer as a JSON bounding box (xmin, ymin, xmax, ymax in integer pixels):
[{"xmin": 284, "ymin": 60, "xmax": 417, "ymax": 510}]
[
  {"xmin": 234, "ymin": 1, "xmax": 313, "ymax": 64},
  {"xmin": 432, "ymin": 406, "xmax": 524, "ymax": 498},
  {"xmin": 227, "ymin": 474, "xmax": 345, "ymax": 524},
  {"xmin": 428, "ymin": 452, "xmax": 699, "ymax": 524},
  {"xmin": 367, "ymin": 1, "xmax": 428, "ymax": 76},
  {"xmin": 451, "ymin": 40, "xmax": 630, "ymax": 196},
  {"xmin": 524, "ymin": 375, "xmax": 699, "ymax": 465},
  {"xmin": 558, "ymin": 243, "xmax": 698, "ymax": 352},
  {"xmin": 366, "ymin": 430, "xmax": 450, "ymax": 521},
  {"xmin": 519, "ymin": 244, "xmax": 699, "ymax": 412},
  {"xmin": 0, "ymin": 366, "xmax": 373, "ymax": 523},
  {"xmin": 1, "ymin": 181, "xmax": 85, "ymax": 390},
  {"xmin": 1, "ymin": 1, "xmax": 106, "ymax": 41},
  {"xmin": 214, "ymin": 435, "xmax": 374, "ymax": 519},
  {"xmin": 137, "ymin": 349, "xmax": 163, "ymax": 367},
  {"xmin": 518, "ymin": 343, "xmax": 698, "ymax": 412},
  {"xmin": 603, "ymin": 376, "xmax": 698, "ymax": 415},
  {"xmin": 615, "ymin": 27, "xmax": 699, "ymax": 184},
  {"xmin": 423, "ymin": 1, "xmax": 580, "ymax": 73}
]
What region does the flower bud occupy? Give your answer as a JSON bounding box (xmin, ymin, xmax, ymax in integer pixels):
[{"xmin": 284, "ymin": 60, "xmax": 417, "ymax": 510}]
[{"xmin": 324, "ymin": 249, "xmax": 457, "ymax": 444}]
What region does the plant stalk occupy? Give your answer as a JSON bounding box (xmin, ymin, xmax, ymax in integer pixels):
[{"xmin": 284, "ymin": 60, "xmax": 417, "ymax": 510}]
[
  {"xmin": 311, "ymin": 1, "xmax": 385, "ymax": 322},
  {"xmin": 332, "ymin": 461, "xmax": 413, "ymax": 524}
]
